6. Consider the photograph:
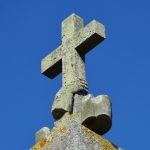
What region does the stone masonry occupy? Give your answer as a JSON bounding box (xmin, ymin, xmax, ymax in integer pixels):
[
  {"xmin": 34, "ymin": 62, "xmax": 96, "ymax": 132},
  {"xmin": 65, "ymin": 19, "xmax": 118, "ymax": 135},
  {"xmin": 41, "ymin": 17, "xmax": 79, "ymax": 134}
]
[{"xmin": 31, "ymin": 14, "xmax": 122, "ymax": 150}]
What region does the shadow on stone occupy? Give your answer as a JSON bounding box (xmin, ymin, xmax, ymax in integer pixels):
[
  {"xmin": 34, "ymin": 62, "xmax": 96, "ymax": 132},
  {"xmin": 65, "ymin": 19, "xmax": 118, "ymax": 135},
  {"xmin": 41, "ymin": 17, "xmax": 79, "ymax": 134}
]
[
  {"xmin": 52, "ymin": 109, "xmax": 67, "ymax": 120},
  {"xmin": 82, "ymin": 114, "xmax": 112, "ymax": 135}
]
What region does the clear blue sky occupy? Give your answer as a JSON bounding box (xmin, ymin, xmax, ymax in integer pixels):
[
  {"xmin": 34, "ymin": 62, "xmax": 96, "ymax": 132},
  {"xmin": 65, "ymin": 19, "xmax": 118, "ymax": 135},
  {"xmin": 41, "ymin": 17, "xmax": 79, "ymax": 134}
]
[{"xmin": 0, "ymin": 0, "xmax": 150, "ymax": 149}]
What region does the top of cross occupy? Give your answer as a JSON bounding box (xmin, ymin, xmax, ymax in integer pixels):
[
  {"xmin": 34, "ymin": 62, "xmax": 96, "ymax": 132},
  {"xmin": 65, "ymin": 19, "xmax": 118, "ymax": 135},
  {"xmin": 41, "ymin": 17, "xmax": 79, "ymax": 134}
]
[{"xmin": 41, "ymin": 14, "xmax": 105, "ymax": 83}]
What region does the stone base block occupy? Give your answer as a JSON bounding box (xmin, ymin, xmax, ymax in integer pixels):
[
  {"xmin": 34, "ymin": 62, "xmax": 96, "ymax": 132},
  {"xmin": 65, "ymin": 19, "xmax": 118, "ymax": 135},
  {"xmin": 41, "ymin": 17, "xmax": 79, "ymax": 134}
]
[{"xmin": 31, "ymin": 114, "xmax": 122, "ymax": 150}]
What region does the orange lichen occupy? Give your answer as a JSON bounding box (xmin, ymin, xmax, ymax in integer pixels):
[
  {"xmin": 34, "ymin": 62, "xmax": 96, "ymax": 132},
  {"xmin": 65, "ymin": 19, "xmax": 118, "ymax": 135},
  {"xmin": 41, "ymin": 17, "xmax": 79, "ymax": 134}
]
[{"xmin": 31, "ymin": 139, "xmax": 47, "ymax": 150}]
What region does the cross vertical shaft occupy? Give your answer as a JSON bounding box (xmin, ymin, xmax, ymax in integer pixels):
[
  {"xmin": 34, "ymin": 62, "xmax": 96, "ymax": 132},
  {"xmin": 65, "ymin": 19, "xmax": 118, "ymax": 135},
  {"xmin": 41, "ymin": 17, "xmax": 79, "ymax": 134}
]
[{"xmin": 62, "ymin": 14, "xmax": 87, "ymax": 90}]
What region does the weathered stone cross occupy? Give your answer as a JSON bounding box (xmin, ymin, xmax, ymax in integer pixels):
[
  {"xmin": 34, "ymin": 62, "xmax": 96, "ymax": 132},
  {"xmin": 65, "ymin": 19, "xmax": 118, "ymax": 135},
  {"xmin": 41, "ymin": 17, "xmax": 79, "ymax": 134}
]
[{"xmin": 41, "ymin": 14, "xmax": 111, "ymax": 135}]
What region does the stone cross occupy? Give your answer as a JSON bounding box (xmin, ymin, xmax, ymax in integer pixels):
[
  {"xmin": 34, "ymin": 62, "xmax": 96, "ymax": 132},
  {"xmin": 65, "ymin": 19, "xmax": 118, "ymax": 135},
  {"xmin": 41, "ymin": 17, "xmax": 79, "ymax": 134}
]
[
  {"xmin": 41, "ymin": 14, "xmax": 111, "ymax": 135},
  {"xmin": 31, "ymin": 14, "xmax": 122, "ymax": 150}
]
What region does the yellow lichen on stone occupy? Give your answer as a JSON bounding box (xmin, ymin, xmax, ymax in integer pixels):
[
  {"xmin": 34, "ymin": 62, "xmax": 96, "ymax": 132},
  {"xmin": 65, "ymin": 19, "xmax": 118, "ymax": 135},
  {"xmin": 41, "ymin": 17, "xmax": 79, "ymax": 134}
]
[
  {"xmin": 101, "ymin": 139, "xmax": 116, "ymax": 150},
  {"xmin": 31, "ymin": 139, "xmax": 47, "ymax": 150},
  {"xmin": 82, "ymin": 125, "xmax": 117, "ymax": 150},
  {"xmin": 82, "ymin": 126, "xmax": 93, "ymax": 137},
  {"xmin": 58, "ymin": 125, "xmax": 68, "ymax": 134},
  {"xmin": 50, "ymin": 130, "xmax": 57, "ymax": 141},
  {"xmin": 93, "ymin": 132, "xmax": 117, "ymax": 150},
  {"xmin": 93, "ymin": 132, "xmax": 103, "ymax": 141},
  {"xmin": 68, "ymin": 114, "xmax": 76, "ymax": 119}
]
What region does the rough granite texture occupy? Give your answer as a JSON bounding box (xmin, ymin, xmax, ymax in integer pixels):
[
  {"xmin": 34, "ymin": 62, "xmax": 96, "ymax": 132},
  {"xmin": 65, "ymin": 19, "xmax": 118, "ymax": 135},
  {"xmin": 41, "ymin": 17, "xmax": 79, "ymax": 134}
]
[{"xmin": 32, "ymin": 113, "xmax": 122, "ymax": 150}]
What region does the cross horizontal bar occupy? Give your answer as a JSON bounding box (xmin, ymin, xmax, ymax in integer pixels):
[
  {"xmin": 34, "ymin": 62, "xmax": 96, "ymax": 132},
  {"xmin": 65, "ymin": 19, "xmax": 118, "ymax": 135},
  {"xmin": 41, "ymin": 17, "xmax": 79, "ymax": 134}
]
[
  {"xmin": 75, "ymin": 20, "xmax": 106, "ymax": 55},
  {"xmin": 41, "ymin": 45, "xmax": 62, "ymax": 79},
  {"xmin": 41, "ymin": 20, "xmax": 106, "ymax": 79}
]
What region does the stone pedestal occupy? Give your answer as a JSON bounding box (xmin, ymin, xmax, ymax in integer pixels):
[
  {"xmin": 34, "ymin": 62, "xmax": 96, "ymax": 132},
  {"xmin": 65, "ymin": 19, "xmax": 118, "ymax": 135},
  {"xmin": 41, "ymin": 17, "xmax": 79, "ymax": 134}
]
[{"xmin": 31, "ymin": 113, "xmax": 122, "ymax": 150}]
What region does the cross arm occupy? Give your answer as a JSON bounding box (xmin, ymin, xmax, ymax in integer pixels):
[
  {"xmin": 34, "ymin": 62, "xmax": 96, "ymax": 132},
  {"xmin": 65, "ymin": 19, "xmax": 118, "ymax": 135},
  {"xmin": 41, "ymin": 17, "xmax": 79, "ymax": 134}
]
[
  {"xmin": 41, "ymin": 45, "xmax": 62, "ymax": 79},
  {"xmin": 75, "ymin": 20, "xmax": 106, "ymax": 55}
]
